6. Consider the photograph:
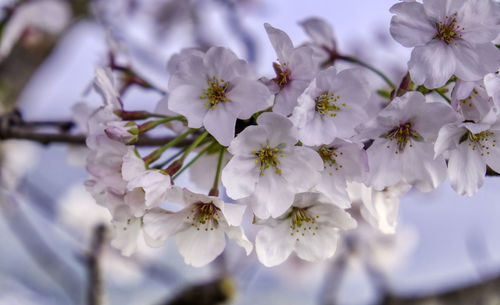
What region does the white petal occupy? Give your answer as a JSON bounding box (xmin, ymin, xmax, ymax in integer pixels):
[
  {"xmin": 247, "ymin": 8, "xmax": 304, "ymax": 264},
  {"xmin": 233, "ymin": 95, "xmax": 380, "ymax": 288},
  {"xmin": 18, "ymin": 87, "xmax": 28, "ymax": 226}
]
[
  {"xmin": 203, "ymin": 103, "xmax": 238, "ymax": 146},
  {"xmin": 255, "ymin": 221, "xmax": 295, "ymax": 267},
  {"xmin": 142, "ymin": 209, "xmax": 188, "ymax": 247},
  {"xmin": 224, "ymin": 225, "xmax": 253, "ymax": 255},
  {"xmin": 253, "ymin": 172, "xmax": 295, "ymax": 218},
  {"xmin": 300, "ymin": 17, "xmax": 336, "ymax": 49},
  {"xmin": 294, "ymin": 227, "xmax": 339, "ymax": 262},
  {"xmin": 435, "ymin": 123, "xmax": 466, "ymax": 158},
  {"xmin": 221, "ymin": 156, "xmax": 260, "ymax": 199},
  {"xmin": 121, "ymin": 148, "xmax": 146, "ymax": 182},
  {"xmin": 401, "ymin": 142, "xmax": 447, "ymax": 192},
  {"xmin": 448, "ymin": 142, "xmax": 485, "ymax": 196},
  {"xmin": 390, "ymin": 2, "xmax": 435, "ymax": 47},
  {"xmin": 168, "ymin": 84, "xmax": 207, "ymax": 128},
  {"xmin": 176, "ymin": 226, "xmax": 226, "ymax": 267},
  {"xmin": 226, "ymin": 78, "xmax": 273, "ymax": 119},
  {"xmin": 264, "ymin": 23, "xmax": 294, "ymax": 63},
  {"xmin": 409, "ymin": 41, "xmax": 456, "ymax": 88},
  {"xmin": 221, "ymin": 203, "xmax": 246, "ymax": 226}
]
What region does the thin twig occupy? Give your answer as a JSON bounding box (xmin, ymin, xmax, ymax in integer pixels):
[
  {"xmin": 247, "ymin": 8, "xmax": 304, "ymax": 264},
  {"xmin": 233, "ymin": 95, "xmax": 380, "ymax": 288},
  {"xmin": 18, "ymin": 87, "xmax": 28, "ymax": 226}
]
[{"xmin": 86, "ymin": 225, "xmax": 106, "ymax": 305}]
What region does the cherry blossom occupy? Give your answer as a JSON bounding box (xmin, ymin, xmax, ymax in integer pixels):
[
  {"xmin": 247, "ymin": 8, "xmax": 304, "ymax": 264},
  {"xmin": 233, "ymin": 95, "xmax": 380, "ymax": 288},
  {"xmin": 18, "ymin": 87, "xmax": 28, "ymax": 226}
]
[
  {"xmin": 255, "ymin": 192, "xmax": 356, "ymax": 267},
  {"xmin": 221, "ymin": 112, "xmax": 323, "ymax": 219},
  {"xmin": 390, "ymin": 0, "xmax": 500, "ymax": 88},
  {"xmin": 143, "ymin": 188, "xmax": 252, "ymax": 267},
  {"xmin": 167, "ymin": 46, "xmax": 273, "ymax": 146}
]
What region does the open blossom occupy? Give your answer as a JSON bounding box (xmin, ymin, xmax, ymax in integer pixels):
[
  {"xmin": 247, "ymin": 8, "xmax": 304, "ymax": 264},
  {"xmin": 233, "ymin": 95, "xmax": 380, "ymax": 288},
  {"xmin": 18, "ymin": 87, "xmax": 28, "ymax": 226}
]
[
  {"xmin": 221, "ymin": 112, "xmax": 323, "ymax": 219},
  {"xmin": 390, "ymin": 0, "xmax": 500, "ymax": 88},
  {"xmin": 435, "ymin": 116, "xmax": 500, "ymax": 196},
  {"xmin": 255, "ymin": 192, "xmax": 356, "ymax": 267},
  {"xmin": 265, "ymin": 23, "xmax": 316, "ymax": 115},
  {"xmin": 315, "ymin": 139, "xmax": 368, "ymax": 209},
  {"xmin": 143, "ymin": 188, "xmax": 252, "ymax": 267},
  {"xmin": 167, "ymin": 46, "xmax": 273, "ymax": 146},
  {"xmin": 357, "ymin": 92, "xmax": 456, "ymax": 191},
  {"xmin": 291, "ymin": 67, "xmax": 370, "ymax": 145},
  {"xmin": 451, "ymin": 79, "xmax": 496, "ymax": 122},
  {"xmin": 300, "ymin": 17, "xmax": 338, "ymax": 66}
]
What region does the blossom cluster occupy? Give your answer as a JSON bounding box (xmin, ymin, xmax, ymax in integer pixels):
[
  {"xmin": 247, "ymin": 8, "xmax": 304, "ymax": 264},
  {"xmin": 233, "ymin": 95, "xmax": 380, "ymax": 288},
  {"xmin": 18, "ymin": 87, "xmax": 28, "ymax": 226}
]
[{"xmin": 81, "ymin": 0, "xmax": 500, "ymax": 267}]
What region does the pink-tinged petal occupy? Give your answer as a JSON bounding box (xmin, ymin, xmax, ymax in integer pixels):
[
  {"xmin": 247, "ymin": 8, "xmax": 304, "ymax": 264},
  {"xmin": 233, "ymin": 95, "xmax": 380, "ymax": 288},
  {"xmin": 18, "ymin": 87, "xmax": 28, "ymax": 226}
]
[
  {"xmin": 300, "ymin": 17, "xmax": 336, "ymax": 49},
  {"xmin": 204, "ymin": 47, "xmax": 240, "ymax": 80},
  {"xmin": 274, "ymin": 80, "xmax": 309, "ymax": 115},
  {"xmin": 221, "ymin": 203, "xmax": 246, "ymax": 226},
  {"xmin": 453, "ymin": 43, "xmax": 500, "ymax": 82},
  {"xmin": 409, "ymin": 41, "xmax": 456, "ymax": 88},
  {"xmin": 176, "ymin": 226, "xmax": 226, "ymax": 267},
  {"xmin": 368, "ymin": 140, "xmax": 403, "ymax": 190},
  {"xmin": 484, "ymin": 73, "xmax": 500, "ymax": 110},
  {"xmin": 221, "ymin": 156, "xmax": 260, "ymax": 199},
  {"xmin": 401, "ymin": 142, "xmax": 447, "ymax": 192},
  {"xmin": 390, "ymin": 2, "xmax": 435, "ymax": 47},
  {"xmin": 203, "ymin": 102, "xmax": 239, "ymax": 146},
  {"xmin": 288, "ymin": 46, "xmax": 316, "ymax": 81},
  {"xmin": 168, "ymin": 84, "xmax": 207, "ymax": 128},
  {"xmin": 257, "ymin": 112, "xmax": 298, "ymax": 147},
  {"xmin": 143, "ymin": 208, "xmax": 188, "ymax": 246},
  {"xmin": 435, "ymin": 123, "xmax": 466, "ymax": 157},
  {"xmin": 227, "ymin": 125, "xmax": 267, "ymax": 157},
  {"xmin": 483, "ymin": 130, "xmax": 500, "ymax": 173},
  {"xmin": 110, "ymin": 218, "xmax": 142, "ymax": 256},
  {"xmin": 448, "ymin": 142, "xmax": 485, "ymax": 196},
  {"xmin": 280, "ymin": 146, "xmax": 323, "ymax": 191},
  {"xmin": 224, "ymin": 225, "xmax": 253, "ymax": 255},
  {"xmin": 121, "ymin": 148, "xmax": 146, "ymax": 182},
  {"xmin": 255, "ymin": 221, "xmax": 295, "ymax": 267},
  {"xmin": 226, "ymin": 78, "xmax": 273, "ymax": 119},
  {"xmin": 264, "ymin": 23, "xmax": 294, "ymax": 63},
  {"xmin": 168, "ymin": 49, "xmax": 207, "ymax": 90},
  {"xmin": 253, "ymin": 172, "xmax": 295, "ymax": 219}
]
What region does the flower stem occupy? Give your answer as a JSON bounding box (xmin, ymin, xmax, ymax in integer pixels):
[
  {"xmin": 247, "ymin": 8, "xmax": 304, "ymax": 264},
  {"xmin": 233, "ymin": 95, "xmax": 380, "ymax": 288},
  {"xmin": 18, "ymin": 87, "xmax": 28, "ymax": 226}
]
[
  {"xmin": 179, "ymin": 131, "xmax": 210, "ymax": 163},
  {"xmin": 337, "ymin": 55, "xmax": 396, "ymax": 89},
  {"xmin": 172, "ymin": 141, "xmax": 218, "ymax": 180},
  {"xmin": 209, "ymin": 147, "xmax": 225, "ymax": 196},
  {"xmin": 434, "ymin": 88, "xmax": 451, "ymax": 104},
  {"xmin": 138, "ymin": 115, "xmax": 186, "ymax": 133},
  {"xmin": 143, "ymin": 129, "xmax": 196, "ymax": 166}
]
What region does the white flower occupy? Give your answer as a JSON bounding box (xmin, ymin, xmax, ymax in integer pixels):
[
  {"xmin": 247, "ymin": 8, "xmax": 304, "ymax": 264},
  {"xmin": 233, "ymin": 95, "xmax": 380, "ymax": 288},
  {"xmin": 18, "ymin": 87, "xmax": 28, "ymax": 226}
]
[
  {"xmin": 357, "ymin": 92, "xmax": 456, "ymax": 191},
  {"xmin": 300, "ymin": 17, "xmax": 338, "ymax": 66},
  {"xmin": 255, "ymin": 192, "xmax": 356, "ymax": 267},
  {"xmin": 167, "ymin": 46, "xmax": 273, "ymax": 146},
  {"xmin": 110, "ymin": 205, "xmax": 143, "ymax": 256},
  {"xmin": 94, "ymin": 67, "xmax": 122, "ymax": 110},
  {"xmin": 121, "ymin": 147, "xmax": 172, "ymax": 208},
  {"xmin": 154, "ymin": 94, "xmax": 188, "ymax": 134},
  {"xmin": 143, "ymin": 188, "xmax": 253, "ymax": 267},
  {"xmin": 347, "ymin": 182, "xmax": 411, "ymax": 234},
  {"xmin": 291, "ymin": 67, "xmax": 370, "ymax": 145},
  {"xmin": 451, "ymin": 79, "xmax": 496, "ymax": 122},
  {"xmin": 435, "ymin": 117, "xmax": 500, "ymax": 196},
  {"xmin": 390, "ymin": 0, "xmax": 500, "ymax": 88},
  {"xmin": 265, "ymin": 23, "xmax": 317, "ymax": 115},
  {"xmin": 315, "ymin": 139, "xmax": 369, "ymax": 209},
  {"xmin": 221, "ymin": 112, "xmax": 323, "ymax": 219}
]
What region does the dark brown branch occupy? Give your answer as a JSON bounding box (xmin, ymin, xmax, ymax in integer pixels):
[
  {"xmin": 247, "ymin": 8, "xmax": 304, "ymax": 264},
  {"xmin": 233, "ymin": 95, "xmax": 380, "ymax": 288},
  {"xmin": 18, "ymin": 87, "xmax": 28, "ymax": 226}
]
[
  {"xmin": 86, "ymin": 225, "xmax": 106, "ymax": 305},
  {"xmin": 380, "ymin": 273, "xmax": 500, "ymax": 305},
  {"xmin": 0, "ymin": 125, "xmax": 193, "ymax": 146}
]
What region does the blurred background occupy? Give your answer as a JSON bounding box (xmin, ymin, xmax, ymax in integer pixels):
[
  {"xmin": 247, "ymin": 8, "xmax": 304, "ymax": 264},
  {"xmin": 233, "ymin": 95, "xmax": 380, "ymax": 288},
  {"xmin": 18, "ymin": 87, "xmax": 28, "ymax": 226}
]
[{"xmin": 1, "ymin": 0, "xmax": 500, "ymax": 304}]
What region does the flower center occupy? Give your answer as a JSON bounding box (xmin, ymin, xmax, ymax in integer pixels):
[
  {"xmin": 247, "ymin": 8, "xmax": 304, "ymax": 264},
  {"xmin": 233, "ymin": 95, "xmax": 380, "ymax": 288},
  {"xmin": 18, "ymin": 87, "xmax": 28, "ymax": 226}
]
[
  {"xmin": 253, "ymin": 144, "xmax": 283, "ymax": 176},
  {"xmin": 273, "ymin": 62, "xmax": 291, "ymax": 89},
  {"xmin": 318, "ymin": 146, "xmax": 343, "ymax": 174},
  {"xmin": 435, "ymin": 13, "xmax": 463, "ymax": 45},
  {"xmin": 461, "ymin": 130, "xmax": 496, "ymax": 157},
  {"xmin": 383, "ymin": 122, "xmax": 422, "ymax": 153},
  {"xmin": 201, "ymin": 76, "xmax": 229, "ymax": 109},
  {"xmin": 288, "ymin": 207, "xmax": 320, "ymax": 240},
  {"xmin": 187, "ymin": 202, "xmax": 221, "ymax": 231},
  {"xmin": 315, "ymin": 92, "xmax": 345, "ymax": 117}
]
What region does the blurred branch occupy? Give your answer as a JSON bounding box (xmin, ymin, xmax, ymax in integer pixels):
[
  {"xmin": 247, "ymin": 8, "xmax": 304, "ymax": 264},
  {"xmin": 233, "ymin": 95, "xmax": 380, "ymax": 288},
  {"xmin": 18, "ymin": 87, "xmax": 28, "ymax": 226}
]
[
  {"xmin": 86, "ymin": 224, "xmax": 106, "ymax": 305},
  {"xmin": 163, "ymin": 277, "xmax": 234, "ymax": 305},
  {"xmin": 379, "ymin": 274, "xmax": 500, "ymax": 305}
]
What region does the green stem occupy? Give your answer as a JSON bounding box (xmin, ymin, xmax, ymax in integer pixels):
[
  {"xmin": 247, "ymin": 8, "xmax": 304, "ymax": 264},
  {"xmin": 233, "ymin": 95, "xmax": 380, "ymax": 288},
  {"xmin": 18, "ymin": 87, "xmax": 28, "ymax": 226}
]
[
  {"xmin": 178, "ymin": 131, "xmax": 209, "ymax": 163},
  {"xmin": 138, "ymin": 115, "xmax": 186, "ymax": 133},
  {"xmin": 209, "ymin": 147, "xmax": 225, "ymax": 196},
  {"xmin": 172, "ymin": 141, "xmax": 217, "ymax": 180},
  {"xmin": 143, "ymin": 129, "xmax": 196, "ymax": 166},
  {"xmin": 337, "ymin": 55, "xmax": 396, "ymax": 89},
  {"xmin": 434, "ymin": 88, "xmax": 451, "ymax": 104}
]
